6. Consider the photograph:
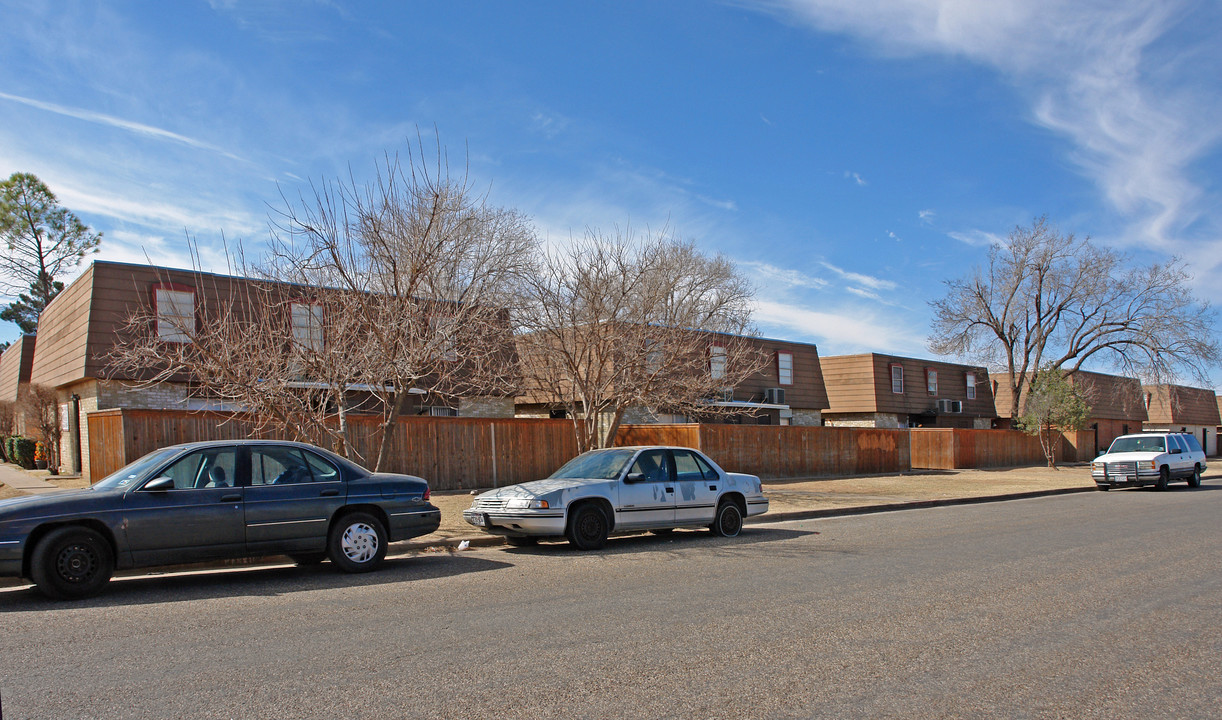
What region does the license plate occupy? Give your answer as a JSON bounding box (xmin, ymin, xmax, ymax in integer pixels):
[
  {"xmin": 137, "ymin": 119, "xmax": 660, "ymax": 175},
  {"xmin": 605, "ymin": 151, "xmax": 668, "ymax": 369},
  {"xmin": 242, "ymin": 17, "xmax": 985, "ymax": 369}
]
[{"xmin": 467, "ymin": 513, "xmax": 485, "ymax": 527}]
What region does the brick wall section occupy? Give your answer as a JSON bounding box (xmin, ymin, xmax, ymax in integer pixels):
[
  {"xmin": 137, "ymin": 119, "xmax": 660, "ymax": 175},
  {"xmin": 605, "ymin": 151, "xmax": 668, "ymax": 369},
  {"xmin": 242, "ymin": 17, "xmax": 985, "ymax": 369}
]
[
  {"xmin": 789, "ymin": 409, "xmax": 822, "ymax": 426},
  {"xmin": 457, "ymin": 396, "xmax": 515, "ymax": 418},
  {"xmin": 823, "ymin": 412, "xmax": 905, "ymax": 429}
]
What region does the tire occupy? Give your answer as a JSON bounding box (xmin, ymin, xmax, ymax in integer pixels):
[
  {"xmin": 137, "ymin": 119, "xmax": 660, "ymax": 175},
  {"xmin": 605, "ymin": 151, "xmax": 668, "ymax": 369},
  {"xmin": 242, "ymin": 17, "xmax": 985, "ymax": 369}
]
[
  {"xmin": 29, "ymin": 526, "xmax": 114, "ymax": 600},
  {"xmin": 1189, "ymin": 465, "xmax": 1202, "ymax": 488},
  {"xmin": 327, "ymin": 512, "xmax": 388, "ymax": 573},
  {"xmin": 505, "ymin": 536, "xmax": 538, "ymax": 547},
  {"xmin": 710, "ymin": 501, "xmax": 744, "ymax": 538},
  {"xmin": 1156, "ymin": 467, "xmax": 1169, "ymax": 491},
  {"xmin": 1097, "ymin": 484, "xmax": 1110, "ymax": 491},
  {"xmin": 289, "ymin": 553, "xmax": 327, "ymax": 566},
  {"xmin": 566, "ymin": 504, "xmax": 609, "ymax": 551}
]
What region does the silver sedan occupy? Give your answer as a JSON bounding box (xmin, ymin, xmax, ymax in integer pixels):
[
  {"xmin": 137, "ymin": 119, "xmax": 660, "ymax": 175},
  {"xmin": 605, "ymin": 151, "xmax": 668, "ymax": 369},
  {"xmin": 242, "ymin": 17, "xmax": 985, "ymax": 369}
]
[{"xmin": 463, "ymin": 446, "xmax": 768, "ymax": 549}]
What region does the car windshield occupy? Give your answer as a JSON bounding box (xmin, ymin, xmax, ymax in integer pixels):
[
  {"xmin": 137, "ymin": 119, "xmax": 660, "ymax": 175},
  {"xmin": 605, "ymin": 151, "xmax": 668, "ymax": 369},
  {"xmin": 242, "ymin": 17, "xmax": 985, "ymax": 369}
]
[
  {"xmin": 1108, "ymin": 436, "xmax": 1166, "ymax": 454},
  {"xmin": 92, "ymin": 448, "xmax": 181, "ymax": 490},
  {"xmin": 548, "ymin": 449, "xmax": 638, "ymax": 480}
]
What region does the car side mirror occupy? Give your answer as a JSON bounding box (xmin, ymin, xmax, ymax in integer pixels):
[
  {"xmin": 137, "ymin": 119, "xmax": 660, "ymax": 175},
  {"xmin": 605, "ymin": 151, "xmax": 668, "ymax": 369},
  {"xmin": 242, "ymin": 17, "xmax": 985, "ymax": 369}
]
[
  {"xmin": 1170, "ymin": 448, "xmax": 1182, "ymax": 454},
  {"xmin": 142, "ymin": 476, "xmax": 175, "ymax": 492},
  {"xmin": 624, "ymin": 472, "xmax": 646, "ymax": 484}
]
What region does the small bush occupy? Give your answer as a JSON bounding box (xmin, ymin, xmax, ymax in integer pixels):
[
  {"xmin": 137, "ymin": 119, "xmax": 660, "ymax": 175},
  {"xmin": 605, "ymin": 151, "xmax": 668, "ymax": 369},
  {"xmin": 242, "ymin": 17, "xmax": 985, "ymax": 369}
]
[{"xmin": 13, "ymin": 437, "xmax": 36, "ymax": 470}]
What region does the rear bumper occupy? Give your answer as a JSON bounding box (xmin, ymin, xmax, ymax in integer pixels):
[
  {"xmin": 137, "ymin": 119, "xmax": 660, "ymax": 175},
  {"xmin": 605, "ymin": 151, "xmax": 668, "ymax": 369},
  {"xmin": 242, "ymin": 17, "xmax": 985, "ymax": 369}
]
[
  {"xmin": 746, "ymin": 498, "xmax": 769, "ymax": 517},
  {"xmin": 0, "ymin": 539, "xmax": 24, "ymax": 578}
]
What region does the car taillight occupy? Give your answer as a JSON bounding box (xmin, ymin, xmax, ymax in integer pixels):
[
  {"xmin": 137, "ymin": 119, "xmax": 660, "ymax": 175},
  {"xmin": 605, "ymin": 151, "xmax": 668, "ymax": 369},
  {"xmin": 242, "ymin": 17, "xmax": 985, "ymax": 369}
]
[{"xmin": 423, "ymin": 487, "xmax": 431, "ymax": 501}]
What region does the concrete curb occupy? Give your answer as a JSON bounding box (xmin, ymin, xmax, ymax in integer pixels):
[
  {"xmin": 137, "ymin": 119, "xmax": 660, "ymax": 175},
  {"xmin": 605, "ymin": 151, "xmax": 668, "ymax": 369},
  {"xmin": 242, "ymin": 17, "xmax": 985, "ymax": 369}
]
[{"xmin": 752, "ymin": 486, "xmax": 1098, "ymax": 524}]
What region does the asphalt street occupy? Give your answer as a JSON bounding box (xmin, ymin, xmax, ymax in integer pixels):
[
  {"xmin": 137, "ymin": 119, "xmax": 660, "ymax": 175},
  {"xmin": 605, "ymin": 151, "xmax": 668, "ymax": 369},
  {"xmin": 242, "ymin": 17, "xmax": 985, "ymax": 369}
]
[{"xmin": 1, "ymin": 483, "xmax": 1220, "ymax": 719}]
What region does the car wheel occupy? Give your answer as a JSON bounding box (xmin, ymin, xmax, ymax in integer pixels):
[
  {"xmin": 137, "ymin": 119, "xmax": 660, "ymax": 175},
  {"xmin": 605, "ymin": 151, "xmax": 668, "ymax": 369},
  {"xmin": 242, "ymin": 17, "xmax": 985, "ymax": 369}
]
[
  {"xmin": 1097, "ymin": 484, "xmax": 1110, "ymax": 491},
  {"xmin": 566, "ymin": 504, "xmax": 609, "ymax": 551},
  {"xmin": 1156, "ymin": 467, "xmax": 1169, "ymax": 491},
  {"xmin": 1189, "ymin": 465, "xmax": 1202, "ymax": 488},
  {"xmin": 289, "ymin": 553, "xmax": 327, "ymax": 566},
  {"xmin": 505, "ymin": 536, "xmax": 538, "ymax": 547},
  {"xmin": 328, "ymin": 512, "xmax": 388, "ymax": 573},
  {"xmin": 30, "ymin": 526, "xmax": 114, "ymax": 600},
  {"xmin": 710, "ymin": 501, "xmax": 743, "ymax": 538}
]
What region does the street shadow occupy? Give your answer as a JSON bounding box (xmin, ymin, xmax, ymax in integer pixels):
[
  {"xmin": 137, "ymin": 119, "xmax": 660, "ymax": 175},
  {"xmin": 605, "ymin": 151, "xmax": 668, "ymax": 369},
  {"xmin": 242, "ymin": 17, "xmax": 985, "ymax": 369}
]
[
  {"xmin": 499, "ymin": 526, "xmax": 816, "ymax": 557},
  {"xmin": 0, "ymin": 552, "xmax": 512, "ymax": 611}
]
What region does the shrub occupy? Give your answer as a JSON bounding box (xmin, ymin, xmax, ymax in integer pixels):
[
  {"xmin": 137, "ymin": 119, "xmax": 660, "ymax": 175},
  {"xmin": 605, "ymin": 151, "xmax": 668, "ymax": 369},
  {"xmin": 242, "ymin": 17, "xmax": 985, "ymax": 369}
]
[{"xmin": 13, "ymin": 437, "xmax": 36, "ymax": 469}]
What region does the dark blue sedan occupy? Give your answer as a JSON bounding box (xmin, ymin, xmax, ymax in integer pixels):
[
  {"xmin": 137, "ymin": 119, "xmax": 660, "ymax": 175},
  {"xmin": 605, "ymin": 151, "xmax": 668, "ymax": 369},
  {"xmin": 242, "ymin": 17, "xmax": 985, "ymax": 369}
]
[{"xmin": 0, "ymin": 440, "xmax": 441, "ymax": 599}]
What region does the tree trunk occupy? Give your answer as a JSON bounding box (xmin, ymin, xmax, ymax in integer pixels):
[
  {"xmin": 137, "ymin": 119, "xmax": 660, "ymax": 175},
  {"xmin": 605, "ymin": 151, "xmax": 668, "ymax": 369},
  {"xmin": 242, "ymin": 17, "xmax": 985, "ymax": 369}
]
[{"xmin": 373, "ymin": 390, "xmax": 410, "ymax": 473}]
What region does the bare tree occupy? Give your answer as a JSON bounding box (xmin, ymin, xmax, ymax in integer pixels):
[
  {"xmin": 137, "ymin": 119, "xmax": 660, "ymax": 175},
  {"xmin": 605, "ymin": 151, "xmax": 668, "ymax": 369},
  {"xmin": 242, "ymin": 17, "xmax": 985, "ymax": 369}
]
[
  {"xmin": 930, "ymin": 216, "xmax": 1220, "ymax": 416},
  {"xmin": 1013, "ymin": 366, "xmax": 1090, "ymax": 469},
  {"xmin": 110, "ymin": 135, "xmax": 536, "ymax": 472},
  {"xmin": 517, "ymin": 227, "xmax": 767, "ymax": 451},
  {"xmin": 18, "ymin": 384, "xmax": 60, "ymax": 474}
]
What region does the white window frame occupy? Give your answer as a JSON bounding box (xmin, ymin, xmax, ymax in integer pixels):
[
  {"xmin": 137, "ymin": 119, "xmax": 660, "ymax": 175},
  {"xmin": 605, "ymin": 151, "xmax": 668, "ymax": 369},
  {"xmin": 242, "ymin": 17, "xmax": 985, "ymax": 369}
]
[
  {"xmin": 154, "ymin": 287, "xmax": 195, "ymax": 343},
  {"xmin": 709, "ymin": 345, "xmax": 727, "ymax": 380},
  {"xmin": 890, "ymin": 364, "xmax": 904, "ymax": 394},
  {"xmin": 926, "ymin": 368, "xmax": 938, "ymax": 395},
  {"xmin": 291, "ymin": 302, "xmax": 324, "ymax": 353},
  {"xmin": 777, "ymin": 351, "xmax": 793, "ymax": 385},
  {"xmin": 966, "ymin": 372, "xmax": 977, "ymax": 400}
]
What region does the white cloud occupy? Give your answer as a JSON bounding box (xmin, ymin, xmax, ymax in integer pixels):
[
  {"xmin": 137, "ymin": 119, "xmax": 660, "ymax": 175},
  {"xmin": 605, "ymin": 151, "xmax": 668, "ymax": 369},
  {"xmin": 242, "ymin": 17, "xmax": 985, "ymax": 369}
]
[
  {"xmin": 819, "ymin": 261, "xmax": 897, "ymax": 291},
  {"xmin": 844, "ymin": 170, "xmax": 868, "ymax": 186},
  {"xmin": 0, "ymin": 91, "xmax": 247, "ymax": 163},
  {"xmin": 739, "ymin": 261, "xmax": 828, "ymax": 290},
  {"xmin": 887, "ymin": 230, "xmax": 900, "ymax": 241},
  {"xmin": 948, "ymin": 229, "xmax": 1003, "ymax": 247},
  {"xmin": 918, "ymin": 209, "xmax": 935, "ymax": 222},
  {"xmin": 752, "ymin": 299, "xmax": 925, "ymax": 354},
  {"xmin": 750, "ymin": 0, "xmax": 1222, "ymax": 251}
]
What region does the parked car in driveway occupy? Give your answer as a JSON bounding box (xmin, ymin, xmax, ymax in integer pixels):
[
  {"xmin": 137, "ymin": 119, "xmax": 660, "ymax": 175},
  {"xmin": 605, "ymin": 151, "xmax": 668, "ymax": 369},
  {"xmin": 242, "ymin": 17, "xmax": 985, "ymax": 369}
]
[
  {"xmin": 463, "ymin": 446, "xmax": 768, "ymax": 549},
  {"xmin": 0, "ymin": 440, "xmax": 441, "ymax": 599},
  {"xmin": 1091, "ymin": 432, "xmax": 1207, "ymax": 490}
]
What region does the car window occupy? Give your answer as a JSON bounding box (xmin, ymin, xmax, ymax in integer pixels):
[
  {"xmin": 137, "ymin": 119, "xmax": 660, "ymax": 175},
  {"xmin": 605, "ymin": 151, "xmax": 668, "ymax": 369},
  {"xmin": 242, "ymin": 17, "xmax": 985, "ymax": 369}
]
[
  {"xmin": 692, "ymin": 453, "xmax": 717, "ymax": 481},
  {"xmin": 673, "ymin": 450, "xmax": 706, "ymax": 482},
  {"xmin": 1168, "ymin": 435, "xmax": 1185, "ymax": 453},
  {"xmin": 1182, "ymin": 435, "xmax": 1204, "ymax": 453},
  {"xmin": 549, "ymin": 449, "xmax": 636, "ymax": 480},
  {"xmin": 252, "ymin": 447, "xmax": 315, "ymax": 486},
  {"xmin": 1108, "ymin": 436, "xmax": 1166, "ymax": 453},
  {"xmin": 94, "ymin": 447, "xmax": 180, "ymax": 490},
  {"xmin": 149, "ymin": 448, "xmax": 238, "ymax": 490},
  {"xmin": 301, "ymin": 450, "xmax": 341, "ymax": 482},
  {"xmin": 629, "ymin": 450, "xmax": 671, "ymax": 483}
]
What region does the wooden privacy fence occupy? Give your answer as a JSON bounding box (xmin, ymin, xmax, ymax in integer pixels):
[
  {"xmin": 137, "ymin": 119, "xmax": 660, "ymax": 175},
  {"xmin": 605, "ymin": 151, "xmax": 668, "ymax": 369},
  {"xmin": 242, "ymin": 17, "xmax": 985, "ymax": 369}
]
[
  {"xmin": 910, "ymin": 428, "xmax": 1068, "ymax": 469},
  {"xmin": 86, "ymin": 408, "xmax": 577, "ymax": 491},
  {"xmin": 616, "ymin": 424, "xmax": 911, "ymax": 478}
]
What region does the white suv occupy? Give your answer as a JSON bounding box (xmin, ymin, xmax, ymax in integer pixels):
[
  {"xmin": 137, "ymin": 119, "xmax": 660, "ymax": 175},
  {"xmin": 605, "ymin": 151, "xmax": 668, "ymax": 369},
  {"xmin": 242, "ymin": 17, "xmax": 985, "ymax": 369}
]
[{"xmin": 1091, "ymin": 433, "xmax": 1207, "ymax": 490}]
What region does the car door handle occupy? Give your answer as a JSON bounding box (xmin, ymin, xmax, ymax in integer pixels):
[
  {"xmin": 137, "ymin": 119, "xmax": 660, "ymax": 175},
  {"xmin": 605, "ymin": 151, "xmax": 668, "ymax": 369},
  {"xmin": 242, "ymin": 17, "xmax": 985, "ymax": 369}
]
[
  {"xmin": 320, "ymin": 489, "xmax": 340, "ymax": 497},
  {"xmin": 220, "ymin": 494, "xmax": 242, "ymax": 502},
  {"xmin": 664, "ymin": 487, "xmax": 674, "ymax": 493},
  {"xmin": 709, "ymin": 485, "xmax": 718, "ymax": 491}
]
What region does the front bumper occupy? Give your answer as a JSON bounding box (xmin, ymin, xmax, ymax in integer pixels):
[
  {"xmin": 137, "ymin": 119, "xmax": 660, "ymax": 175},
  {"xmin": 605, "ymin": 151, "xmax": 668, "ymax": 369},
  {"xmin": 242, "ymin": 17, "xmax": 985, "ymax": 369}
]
[
  {"xmin": 1092, "ymin": 469, "xmax": 1159, "ymax": 487},
  {"xmin": 462, "ymin": 509, "xmax": 566, "ymax": 537}
]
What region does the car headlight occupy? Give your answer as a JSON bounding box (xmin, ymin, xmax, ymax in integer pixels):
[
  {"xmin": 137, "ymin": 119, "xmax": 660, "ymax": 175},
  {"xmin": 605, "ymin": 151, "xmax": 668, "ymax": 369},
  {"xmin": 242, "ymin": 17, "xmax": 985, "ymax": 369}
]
[
  {"xmin": 1092, "ymin": 462, "xmax": 1104, "ymax": 470},
  {"xmin": 505, "ymin": 498, "xmax": 549, "ymax": 509}
]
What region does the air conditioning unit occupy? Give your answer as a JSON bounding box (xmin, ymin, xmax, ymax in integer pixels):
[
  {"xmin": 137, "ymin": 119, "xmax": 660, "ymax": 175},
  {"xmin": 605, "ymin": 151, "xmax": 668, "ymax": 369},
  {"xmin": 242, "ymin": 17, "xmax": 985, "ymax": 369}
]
[
  {"xmin": 764, "ymin": 387, "xmax": 786, "ymax": 405},
  {"xmin": 937, "ymin": 399, "xmax": 962, "ymax": 414},
  {"xmin": 426, "ymin": 406, "xmax": 457, "ymax": 417}
]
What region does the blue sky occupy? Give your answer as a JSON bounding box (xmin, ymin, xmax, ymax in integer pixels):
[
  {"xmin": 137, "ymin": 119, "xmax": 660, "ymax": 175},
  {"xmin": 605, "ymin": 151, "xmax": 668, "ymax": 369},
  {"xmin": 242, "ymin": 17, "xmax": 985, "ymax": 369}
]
[{"xmin": 2, "ymin": 1, "xmax": 1221, "ymax": 378}]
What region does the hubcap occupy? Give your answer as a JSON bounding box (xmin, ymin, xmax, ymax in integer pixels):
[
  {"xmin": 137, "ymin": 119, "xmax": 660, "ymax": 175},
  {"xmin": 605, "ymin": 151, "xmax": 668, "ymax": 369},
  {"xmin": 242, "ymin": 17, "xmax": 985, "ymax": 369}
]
[
  {"xmin": 720, "ymin": 508, "xmax": 741, "ymax": 535},
  {"xmin": 340, "ymin": 523, "xmax": 379, "ymax": 563},
  {"xmin": 577, "ymin": 513, "xmax": 602, "ymax": 541},
  {"xmin": 56, "ymin": 543, "xmax": 98, "ymax": 584}
]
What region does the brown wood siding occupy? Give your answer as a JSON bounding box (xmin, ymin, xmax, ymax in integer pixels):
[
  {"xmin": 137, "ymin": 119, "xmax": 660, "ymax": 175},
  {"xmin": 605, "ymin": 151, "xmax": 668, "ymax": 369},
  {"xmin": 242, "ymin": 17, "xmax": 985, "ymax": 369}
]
[
  {"xmin": 0, "ymin": 335, "xmax": 35, "ymax": 402},
  {"xmin": 615, "ymin": 423, "xmax": 910, "ymax": 477},
  {"xmin": 911, "ymin": 428, "xmax": 1066, "ymax": 469},
  {"xmin": 86, "ymin": 409, "xmax": 577, "ymax": 491},
  {"xmin": 1143, "ymin": 384, "xmax": 1221, "ymax": 426},
  {"xmin": 732, "ymin": 338, "xmax": 829, "ymax": 410},
  {"xmin": 29, "ymin": 263, "xmax": 97, "ymax": 388},
  {"xmin": 822, "ymin": 353, "xmax": 993, "ymax": 419}
]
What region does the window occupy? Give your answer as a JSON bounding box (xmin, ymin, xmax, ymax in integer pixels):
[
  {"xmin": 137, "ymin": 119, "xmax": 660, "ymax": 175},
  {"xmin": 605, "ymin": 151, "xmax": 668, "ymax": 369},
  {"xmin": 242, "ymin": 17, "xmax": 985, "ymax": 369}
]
[
  {"xmin": 291, "ymin": 302, "xmax": 324, "ymax": 352},
  {"xmin": 926, "ymin": 368, "xmax": 938, "ymax": 395},
  {"xmin": 966, "ymin": 372, "xmax": 977, "ymax": 400},
  {"xmin": 672, "ymin": 450, "xmax": 707, "ymax": 482},
  {"xmin": 777, "ymin": 352, "xmax": 793, "ymax": 385},
  {"xmin": 147, "ymin": 447, "xmax": 237, "ymax": 490},
  {"xmin": 251, "ymin": 446, "xmax": 338, "ymax": 486},
  {"xmin": 645, "ymin": 339, "xmax": 663, "ymax": 374},
  {"xmin": 709, "ymin": 345, "xmax": 727, "ymax": 380},
  {"xmin": 890, "ymin": 364, "xmax": 904, "ymax": 394},
  {"xmin": 629, "ymin": 449, "xmax": 671, "ymax": 483},
  {"xmin": 154, "ymin": 286, "xmax": 195, "ymax": 343}
]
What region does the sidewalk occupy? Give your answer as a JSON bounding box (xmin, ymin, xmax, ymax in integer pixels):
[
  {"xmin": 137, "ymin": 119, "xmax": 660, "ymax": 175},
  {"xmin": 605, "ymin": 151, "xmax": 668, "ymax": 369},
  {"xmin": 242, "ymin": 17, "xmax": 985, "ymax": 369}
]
[{"xmin": 0, "ymin": 463, "xmax": 74, "ymax": 496}]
